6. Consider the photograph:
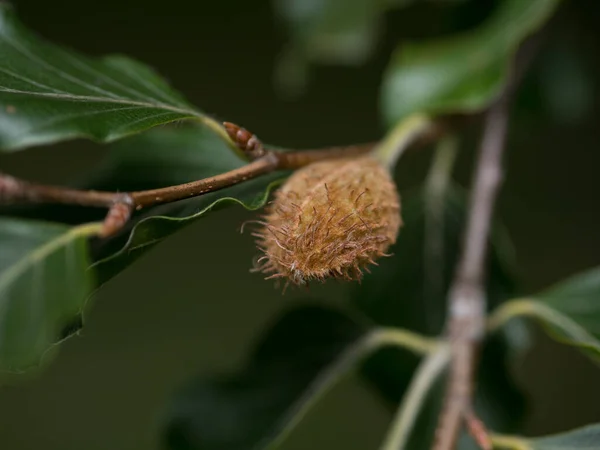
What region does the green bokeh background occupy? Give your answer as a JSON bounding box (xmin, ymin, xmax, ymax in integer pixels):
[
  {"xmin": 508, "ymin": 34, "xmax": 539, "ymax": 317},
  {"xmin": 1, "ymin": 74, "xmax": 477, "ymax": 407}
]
[{"xmin": 0, "ymin": 0, "xmax": 599, "ymax": 449}]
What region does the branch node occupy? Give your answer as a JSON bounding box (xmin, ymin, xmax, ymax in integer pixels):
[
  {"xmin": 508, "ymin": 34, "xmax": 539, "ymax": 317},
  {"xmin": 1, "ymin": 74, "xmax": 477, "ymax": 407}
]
[
  {"xmin": 465, "ymin": 410, "xmax": 493, "ymax": 450},
  {"xmin": 0, "ymin": 172, "xmax": 25, "ymax": 202},
  {"xmin": 223, "ymin": 121, "xmax": 267, "ymax": 160},
  {"xmin": 101, "ymin": 195, "xmax": 134, "ymax": 237},
  {"xmin": 0, "ymin": 119, "xmax": 425, "ymax": 238}
]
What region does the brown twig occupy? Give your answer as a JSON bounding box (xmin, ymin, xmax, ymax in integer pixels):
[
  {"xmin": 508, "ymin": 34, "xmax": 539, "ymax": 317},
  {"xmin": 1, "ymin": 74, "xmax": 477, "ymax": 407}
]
[
  {"xmin": 465, "ymin": 409, "xmax": 493, "ymax": 450},
  {"xmin": 431, "ymin": 89, "xmax": 511, "ymax": 449},
  {"xmin": 1, "ymin": 115, "xmax": 446, "ymax": 237},
  {"xmin": 0, "ymin": 122, "xmax": 377, "ymax": 237}
]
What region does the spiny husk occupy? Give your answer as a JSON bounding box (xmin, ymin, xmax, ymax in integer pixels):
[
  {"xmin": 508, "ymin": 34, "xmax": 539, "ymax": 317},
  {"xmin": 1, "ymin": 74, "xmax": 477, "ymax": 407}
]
[{"xmin": 253, "ymin": 155, "xmax": 402, "ymax": 287}]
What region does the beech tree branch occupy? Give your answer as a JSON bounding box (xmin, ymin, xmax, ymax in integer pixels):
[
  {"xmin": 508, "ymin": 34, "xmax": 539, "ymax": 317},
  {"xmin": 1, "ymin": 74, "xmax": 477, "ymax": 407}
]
[
  {"xmin": 0, "ymin": 121, "xmax": 386, "ymax": 237},
  {"xmin": 431, "ymin": 91, "xmax": 511, "ymax": 450},
  {"xmin": 1, "ymin": 115, "xmax": 443, "ymax": 237},
  {"xmin": 0, "ymin": 143, "xmax": 374, "ymax": 236}
]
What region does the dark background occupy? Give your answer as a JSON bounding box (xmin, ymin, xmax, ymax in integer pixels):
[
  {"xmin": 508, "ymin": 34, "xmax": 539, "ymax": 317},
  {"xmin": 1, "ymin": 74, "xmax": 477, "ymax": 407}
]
[{"xmin": 0, "ymin": 0, "xmax": 599, "ymax": 449}]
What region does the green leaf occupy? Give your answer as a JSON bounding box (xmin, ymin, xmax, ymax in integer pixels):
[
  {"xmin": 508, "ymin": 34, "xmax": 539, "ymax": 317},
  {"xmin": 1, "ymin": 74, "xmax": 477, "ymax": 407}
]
[
  {"xmin": 273, "ymin": 0, "xmax": 458, "ymax": 70},
  {"xmin": 84, "ymin": 123, "xmax": 247, "ymax": 192},
  {"xmin": 538, "ymin": 267, "xmax": 600, "ymax": 340},
  {"xmin": 0, "ymin": 218, "xmax": 100, "ymax": 372},
  {"xmin": 491, "ymin": 267, "xmax": 600, "ymax": 360},
  {"xmin": 0, "ymin": 3, "xmax": 223, "ymax": 151},
  {"xmin": 161, "ymin": 183, "xmax": 522, "ymax": 449},
  {"xmin": 0, "ymin": 190, "xmax": 281, "ymax": 374},
  {"xmin": 0, "ymin": 125, "xmax": 287, "ymax": 371},
  {"xmin": 352, "ymin": 185, "xmax": 525, "ymax": 447},
  {"xmin": 381, "ymin": 0, "xmax": 561, "ymax": 125},
  {"xmin": 492, "ymin": 423, "xmax": 600, "ymax": 450},
  {"xmin": 1, "ymin": 124, "xmax": 286, "ymax": 287},
  {"xmin": 91, "ymin": 173, "xmax": 284, "ymax": 287},
  {"xmin": 0, "ymin": 123, "xmax": 249, "ymax": 226},
  {"xmin": 163, "ymin": 304, "xmax": 367, "ymax": 450},
  {"xmin": 273, "ymin": 0, "xmax": 424, "ymax": 95},
  {"xmin": 274, "ymin": 0, "xmax": 385, "ymax": 66},
  {"xmin": 86, "ymin": 125, "xmax": 286, "ymax": 286},
  {"xmin": 529, "ymin": 423, "xmax": 600, "ymax": 449}
]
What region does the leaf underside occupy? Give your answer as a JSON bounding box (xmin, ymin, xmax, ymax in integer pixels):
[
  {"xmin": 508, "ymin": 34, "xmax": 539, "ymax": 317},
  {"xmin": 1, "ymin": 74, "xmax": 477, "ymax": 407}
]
[
  {"xmin": 509, "ymin": 267, "xmax": 600, "ymax": 361},
  {"xmin": 0, "ymin": 218, "xmax": 97, "ymax": 372},
  {"xmin": 0, "ymin": 124, "xmax": 288, "ymax": 372},
  {"xmin": 529, "ymin": 423, "xmax": 600, "ymax": 449}
]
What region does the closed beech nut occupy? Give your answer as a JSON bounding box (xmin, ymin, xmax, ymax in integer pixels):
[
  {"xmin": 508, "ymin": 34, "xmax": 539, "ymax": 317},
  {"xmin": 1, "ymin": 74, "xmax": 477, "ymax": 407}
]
[{"xmin": 253, "ymin": 155, "xmax": 402, "ymax": 287}]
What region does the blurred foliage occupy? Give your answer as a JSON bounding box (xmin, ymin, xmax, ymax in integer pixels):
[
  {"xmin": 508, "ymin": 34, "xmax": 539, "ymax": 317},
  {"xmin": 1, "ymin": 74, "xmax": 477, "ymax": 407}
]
[
  {"xmin": 164, "ymin": 183, "xmax": 524, "ymax": 450},
  {"xmin": 165, "ymin": 304, "xmax": 368, "ymax": 450},
  {"xmin": 490, "ymin": 267, "xmax": 600, "ymax": 361},
  {"xmin": 0, "ymin": 0, "xmax": 599, "ymax": 449},
  {"xmin": 381, "ymin": 0, "xmax": 560, "ymax": 124},
  {"xmin": 0, "ymin": 219, "xmax": 97, "ymax": 371},
  {"xmin": 0, "ymin": 126, "xmax": 286, "ymax": 372}
]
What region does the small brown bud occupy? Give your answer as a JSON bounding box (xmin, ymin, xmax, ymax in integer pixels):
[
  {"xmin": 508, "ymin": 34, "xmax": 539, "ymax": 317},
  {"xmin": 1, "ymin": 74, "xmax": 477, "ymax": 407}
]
[
  {"xmin": 223, "ymin": 122, "xmax": 265, "ymax": 160},
  {"xmin": 0, "ymin": 173, "xmax": 23, "ymax": 202},
  {"xmin": 253, "ymin": 155, "xmax": 402, "ymax": 287}
]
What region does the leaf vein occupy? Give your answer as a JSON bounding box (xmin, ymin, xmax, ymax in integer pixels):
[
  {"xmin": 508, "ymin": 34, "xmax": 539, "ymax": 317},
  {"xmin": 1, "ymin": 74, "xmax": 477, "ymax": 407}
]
[
  {"xmin": 0, "ymin": 29, "xmax": 126, "ymax": 101},
  {"xmin": 10, "ymin": 105, "xmax": 154, "ymax": 139},
  {"xmin": 57, "ymin": 51, "xmax": 170, "ymax": 105},
  {"xmin": 0, "ymin": 67, "xmax": 71, "ymax": 95},
  {"xmin": 0, "ymin": 86, "xmax": 199, "ymax": 116}
]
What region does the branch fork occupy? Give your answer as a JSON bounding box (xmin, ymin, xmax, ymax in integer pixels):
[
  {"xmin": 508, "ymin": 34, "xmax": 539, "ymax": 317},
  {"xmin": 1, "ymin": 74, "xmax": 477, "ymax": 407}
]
[
  {"xmin": 1, "ymin": 109, "xmax": 509, "ymax": 450},
  {"xmin": 1, "ymin": 99, "xmax": 510, "ymax": 450},
  {"xmin": 432, "ymin": 92, "xmax": 511, "ymax": 450}
]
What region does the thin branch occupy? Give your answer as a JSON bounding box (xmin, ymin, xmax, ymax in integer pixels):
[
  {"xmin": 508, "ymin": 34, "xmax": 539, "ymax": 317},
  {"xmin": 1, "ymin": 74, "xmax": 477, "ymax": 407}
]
[
  {"xmin": 0, "ymin": 122, "xmax": 379, "ymax": 237},
  {"xmin": 0, "ymin": 172, "xmax": 125, "ymax": 207},
  {"xmin": 128, "ymin": 153, "xmax": 280, "ymax": 208},
  {"xmin": 380, "ymin": 344, "xmax": 450, "ymax": 450},
  {"xmin": 431, "ymin": 93, "xmax": 511, "ymax": 449},
  {"xmin": 1, "ymin": 113, "xmax": 442, "ymax": 237},
  {"xmin": 465, "ymin": 409, "xmax": 493, "ymax": 450}
]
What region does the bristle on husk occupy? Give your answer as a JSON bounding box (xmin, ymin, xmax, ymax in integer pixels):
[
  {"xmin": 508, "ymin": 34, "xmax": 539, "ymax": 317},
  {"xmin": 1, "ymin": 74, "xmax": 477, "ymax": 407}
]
[{"xmin": 253, "ymin": 156, "xmax": 402, "ymax": 287}]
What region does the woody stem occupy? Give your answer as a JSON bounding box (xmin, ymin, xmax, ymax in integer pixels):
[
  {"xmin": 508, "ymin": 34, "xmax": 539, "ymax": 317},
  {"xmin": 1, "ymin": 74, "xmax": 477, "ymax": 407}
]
[{"xmin": 0, "ymin": 142, "xmax": 375, "ymax": 236}]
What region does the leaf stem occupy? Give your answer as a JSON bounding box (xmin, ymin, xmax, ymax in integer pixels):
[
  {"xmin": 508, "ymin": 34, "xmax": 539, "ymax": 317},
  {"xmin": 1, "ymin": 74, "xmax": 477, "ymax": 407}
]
[
  {"xmin": 265, "ymin": 327, "xmax": 439, "ymax": 449},
  {"xmin": 374, "ymin": 113, "xmax": 433, "ymax": 170},
  {"xmin": 488, "ymin": 298, "xmax": 600, "ymax": 350},
  {"xmin": 487, "ymin": 299, "xmax": 539, "ymax": 333},
  {"xmin": 374, "ymin": 327, "xmax": 441, "ymax": 355},
  {"xmin": 380, "ymin": 344, "xmax": 451, "ymax": 450},
  {"xmin": 489, "ymin": 433, "xmax": 530, "ymax": 450}
]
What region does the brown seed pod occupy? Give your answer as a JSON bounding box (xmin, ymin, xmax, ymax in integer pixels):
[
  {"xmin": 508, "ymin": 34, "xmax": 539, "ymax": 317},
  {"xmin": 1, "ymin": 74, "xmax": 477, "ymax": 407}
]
[{"xmin": 253, "ymin": 155, "xmax": 402, "ymax": 287}]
